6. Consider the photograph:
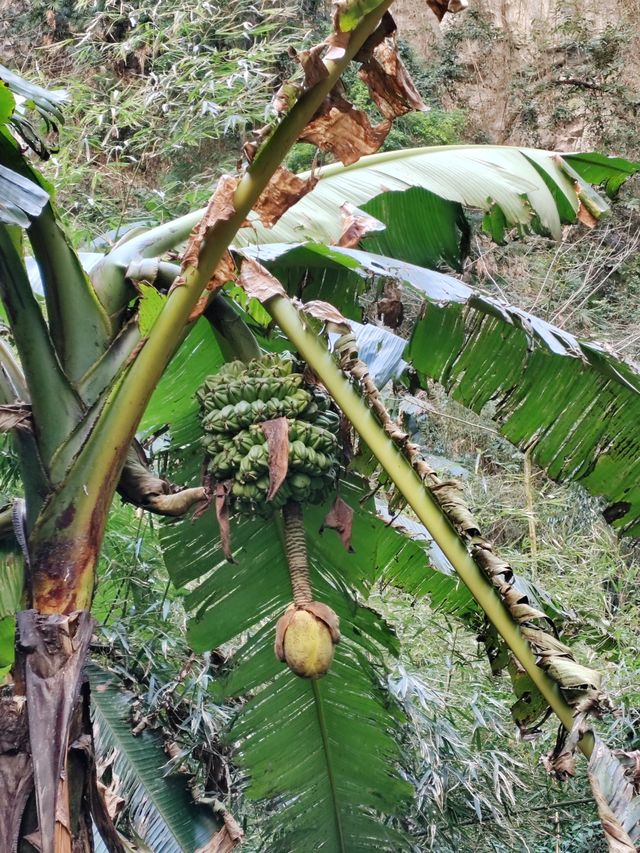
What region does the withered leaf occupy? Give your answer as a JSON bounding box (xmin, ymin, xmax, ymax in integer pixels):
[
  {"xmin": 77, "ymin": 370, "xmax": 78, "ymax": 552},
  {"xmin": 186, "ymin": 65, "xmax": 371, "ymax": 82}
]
[
  {"xmin": 298, "ymin": 43, "xmax": 330, "ymax": 88},
  {"xmin": 239, "ymin": 257, "xmax": 287, "ymax": 303},
  {"xmin": 321, "ymin": 496, "xmax": 354, "ymax": 552},
  {"xmin": 188, "ymin": 251, "xmax": 237, "ymax": 323},
  {"xmin": 252, "ymin": 167, "xmax": 319, "ymax": 228},
  {"xmin": 324, "ymin": 30, "xmax": 351, "ymax": 62},
  {"xmin": 195, "ymin": 810, "xmax": 244, "ymax": 853},
  {"xmin": 588, "ymin": 738, "xmax": 640, "ymax": 852},
  {"xmin": 17, "ymin": 611, "xmax": 95, "ymax": 853},
  {"xmin": 301, "ymin": 299, "xmax": 351, "ymax": 332},
  {"xmin": 376, "ymin": 297, "xmax": 404, "ymax": 329},
  {"xmin": 0, "ymin": 402, "xmax": 32, "ymax": 433},
  {"xmin": 426, "ymin": 0, "xmax": 468, "ymax": 22},
  {"xmin": 215, "ymin": 481, "xmax": 234, "ymax": 562},
  {"xmin": 261, "ymin": 417, "xmax": 289, "ymax": 501},
  {"xmin": 358, "ymin": 33, "xmax": 427, "ymax": 120},
  {"xmin": 337, "ymin": 202, "xmax": 385, "ymax": 247},
  {"xmin": 306, "ymin": 601, "xmax": 341, "ymax": 642},
  {"xmin": 300, "ymin": 90, "xmax": 391, "ymax": 166},
  {"xmin": 179, "ymin": 175, "xmax": 238, "ymax": 276},
  {"xmin": 354, "ymin": 11, "xmax": 397, "ymax": 62},
  {"xmin": 577, "ymin": 200, "xmax": 598, "ymax": 228}
]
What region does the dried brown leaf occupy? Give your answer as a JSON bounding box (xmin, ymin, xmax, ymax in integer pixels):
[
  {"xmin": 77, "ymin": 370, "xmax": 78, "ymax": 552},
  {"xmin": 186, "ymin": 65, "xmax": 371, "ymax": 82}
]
[
  {"xmin": 301, "ymin": 299, "xmax": 351, "ymax": 332},
  {"xmin": 324, "ymin": 30, "xmax": 351, "ymax": 61},
  {"xmin": 215, "ymin": 481, "xmax": 233, "ymax": 562},
  {"xmin": 239, "ymin": 257, "xmax": 287, "ymax": 303},
  {"xmin": 354, "ymin": 12, "xmax": 397, "ymax": 62},
  {"xmin": 300, "ymin": 90, "xmax": 391, "ymax": 166},
  {"xmin": 358, "ymin": 33, "xmax": 427, "ymax": 120},
  {"xmin": 577, "ymin": 200, "xmax": 599, "ymax": 228},
  {"xmin": 17, "ymin": 611, "xmax": 95, "ymax": 853},
  {"xmin": 0, "ymin": 402, "xmax": 32, "ymax": 433},
  {"xmin": 187, "ymin": 251, "xmax": 237, "ymax": 323},
  {"xmin": 305, "ymin": 601, "xmax": 341, "ymax": 642},
  {"xmin": 253, "ymin": 167, "xmax": 319, "ymax": 228},
  {"xmin": 298, "ymin": 43, "xmax": 330, "ymax": 87},
  {"xmin": 426, "ymin": 0, "xmax": 468, "ymax": 21},
  {"xmin": 321, "ymin": 496, "xmax": 354, "ymax": 552},
  {"xmin": 337, "ymin": 202, "xmax": 385, "ymax": 247},
  {"xmin": 195, "ymin": 810, "xmax": 244, "ymax": 853},
  {"xmin": 376, "ymin": 281, "xmax": 404, "ymax": 329},
  {"xmin": 96, "ymin": 781, "xmax": 125, "ymax": 822},
  {"xmin": 261, "ymin": 417, "xmax": 290, "ymax": 501},
  {"xmin": 588, "ymin": 738, "xmax": 640, "ymax": 852},
  {"xmin": 179, "ymin": 175, "xmax": 239, "ymax": 276}
]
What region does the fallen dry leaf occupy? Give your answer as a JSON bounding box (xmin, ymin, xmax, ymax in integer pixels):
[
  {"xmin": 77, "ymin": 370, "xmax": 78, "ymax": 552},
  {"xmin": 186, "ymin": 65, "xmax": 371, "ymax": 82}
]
[
  {"xmin": 321, "ymin": 496, "xmax": 354, "ymax": 551},
  {"xmin": 261, "ymin": 417, "xmax": 290, "ymax": 501},
  {"xmin": 252, "ymin": 167, "xmax": 318, "ymax": 228},
  {"xmin": 239, "ymin": 257, "xmax": 287, "ymax": 302}
]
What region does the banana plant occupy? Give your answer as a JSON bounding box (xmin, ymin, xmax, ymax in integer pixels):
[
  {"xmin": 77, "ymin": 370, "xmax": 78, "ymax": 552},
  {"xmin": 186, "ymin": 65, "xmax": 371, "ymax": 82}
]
[{"xmin": 1, "ymin": 0, "xmax": 640, "ymax": 849}]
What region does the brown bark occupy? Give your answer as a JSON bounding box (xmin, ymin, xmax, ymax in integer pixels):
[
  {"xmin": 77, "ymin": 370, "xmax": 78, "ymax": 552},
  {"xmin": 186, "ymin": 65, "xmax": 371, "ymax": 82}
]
[{"xmin": 1, "ymin": 611, "xmax": 122, "ymax": 852}]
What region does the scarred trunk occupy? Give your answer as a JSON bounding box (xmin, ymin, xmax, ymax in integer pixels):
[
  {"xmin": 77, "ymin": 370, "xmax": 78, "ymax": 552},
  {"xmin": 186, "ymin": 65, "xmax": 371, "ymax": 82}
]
[{"xmin": 2, "ymin": 610, "xmax": 123, "ymax": 853}]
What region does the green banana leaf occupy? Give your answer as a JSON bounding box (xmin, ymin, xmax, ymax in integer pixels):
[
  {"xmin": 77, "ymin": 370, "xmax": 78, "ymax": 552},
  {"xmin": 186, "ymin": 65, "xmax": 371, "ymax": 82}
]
[
  {"xmin": 160, "ymin": 479, "xmax": 413, "ymax": 852},
  {"xmin": 250, "ymin": 242, "xmax": 640, "ymax": 538},
  {"xmin": 233, "ymin": 147, "xmax": 639, "ymax": 259},
  {"xmin": 90, "ymin": 663, "xmax": 220, "ymax": 853}
]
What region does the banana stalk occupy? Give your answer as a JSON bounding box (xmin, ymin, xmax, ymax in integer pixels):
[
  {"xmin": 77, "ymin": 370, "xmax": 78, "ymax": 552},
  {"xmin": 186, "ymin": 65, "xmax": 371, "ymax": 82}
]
[{"xmin": 275, "ymin": 501, "xmax": 340, "ymax": 679}]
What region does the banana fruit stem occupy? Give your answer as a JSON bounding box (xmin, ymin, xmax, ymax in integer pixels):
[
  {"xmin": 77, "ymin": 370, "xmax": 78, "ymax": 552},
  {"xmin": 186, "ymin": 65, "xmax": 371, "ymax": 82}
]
[{"xmin": 282, "ymin": 501, "xmax": 312, "ymax": 605}]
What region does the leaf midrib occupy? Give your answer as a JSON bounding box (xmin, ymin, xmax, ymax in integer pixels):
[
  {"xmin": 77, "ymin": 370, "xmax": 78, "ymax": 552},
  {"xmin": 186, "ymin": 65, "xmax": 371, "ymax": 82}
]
[{"xmin": 312, "ymin": 678, "xmax": 346, "ymax": 853}]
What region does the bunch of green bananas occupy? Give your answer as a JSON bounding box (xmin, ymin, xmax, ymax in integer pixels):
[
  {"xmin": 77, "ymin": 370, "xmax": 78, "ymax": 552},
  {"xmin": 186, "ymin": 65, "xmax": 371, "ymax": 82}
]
[{"xmin": 198, "ymin": 354, "xmax": 341, "ymax": 514}]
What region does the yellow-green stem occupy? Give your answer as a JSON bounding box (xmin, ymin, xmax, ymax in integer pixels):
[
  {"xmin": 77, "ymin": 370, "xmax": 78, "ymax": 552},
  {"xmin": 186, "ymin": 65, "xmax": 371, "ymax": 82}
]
[{"xmin": 266, "ymin": 293, "xmax": 594, "ymax": 759}]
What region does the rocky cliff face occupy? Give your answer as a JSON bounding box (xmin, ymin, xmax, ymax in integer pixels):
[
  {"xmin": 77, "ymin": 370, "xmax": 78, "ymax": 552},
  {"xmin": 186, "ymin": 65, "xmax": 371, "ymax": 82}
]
[{"xmin": 394, "ymin": 0, "xmax": 640, "ymax": 153}]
